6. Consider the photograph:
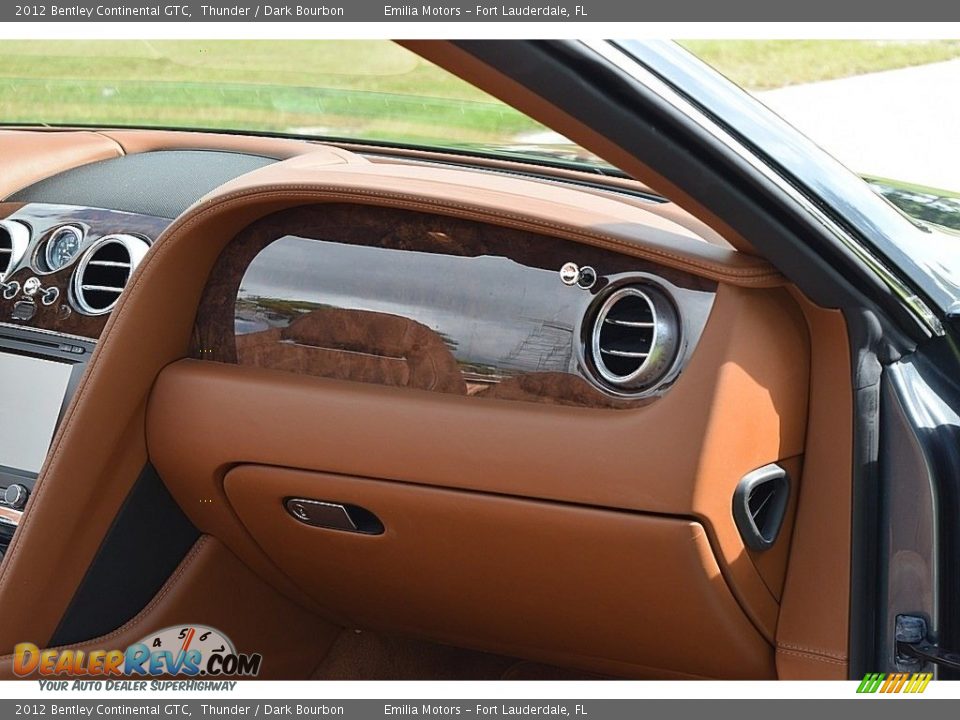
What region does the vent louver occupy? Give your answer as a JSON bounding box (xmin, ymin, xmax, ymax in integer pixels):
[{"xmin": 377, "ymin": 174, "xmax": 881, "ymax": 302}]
[
  {"xmin": 71, "ymin": 234, "xmax": 149, "ymax": 315},
  {"xmin": 588, "ymin": 285, "xmax": 680, "ymax": 393},
  {"xmin": 733, "ymin": 464, "xmax": 790, "ymax": 551},
  {"xmin": 0, "ymin": 220, "xmax": 30, "ymax": 280}
]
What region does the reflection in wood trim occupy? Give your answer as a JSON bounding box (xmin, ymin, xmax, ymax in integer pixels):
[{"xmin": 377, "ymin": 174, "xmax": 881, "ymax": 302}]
[{"xmin": 193, "ymin": 203, "xmax": 716, "ymax": 410}]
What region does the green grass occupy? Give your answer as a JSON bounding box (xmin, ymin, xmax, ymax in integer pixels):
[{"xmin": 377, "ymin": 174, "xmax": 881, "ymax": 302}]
[
  {"xmin": 2, "ymin": 40, "xmax": 959, "ymax": 149},
  {"xmin": 679, "ymin": 40, "xmax": 960, "ymax": 90},
  {"xmin": 0, "ymin": 40, "xmax": 542, "ymax": 145},
  {"xmin": 0, "ymin": 41, "xmax": 487, "ymax": 96}
]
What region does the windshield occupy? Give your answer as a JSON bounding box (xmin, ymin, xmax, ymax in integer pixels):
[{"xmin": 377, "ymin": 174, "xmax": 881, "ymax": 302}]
[
  {"xmin": 0, "ymin": 39, "xmax": 609, "ymax": 169},
  {"xmin": 680, "ymin": 40, "xmax": 960, "ymax": 232},
  {"xmin": 5, "ymin": 39, "xmax": 957, "ymax": 232},
  {"xmin": 619, "ymin": 39, "xmax": 960, "ymax": 324}
]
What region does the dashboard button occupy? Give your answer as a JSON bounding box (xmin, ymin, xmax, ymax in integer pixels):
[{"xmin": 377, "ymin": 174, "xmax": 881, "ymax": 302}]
[
  {"xmin": 22, "ymin": 277, "xmax": 41, "ymax": 297},
  {"xmin": 3, "ymin": 484, "xmax": 28, "ymax": 510},
  {"xmin": 11, "ymin": 301, "xmax": 35, "ymax": 321}
]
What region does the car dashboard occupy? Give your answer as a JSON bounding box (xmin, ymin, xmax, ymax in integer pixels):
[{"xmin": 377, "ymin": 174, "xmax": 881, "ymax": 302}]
[{"xmin": 0, "ymin": 128, "xmax": 852, "ymax": 682}]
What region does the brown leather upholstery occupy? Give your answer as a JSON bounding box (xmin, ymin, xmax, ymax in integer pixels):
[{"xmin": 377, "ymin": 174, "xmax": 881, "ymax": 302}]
[
  {"xmin": 0, "ymin": 132, "xmax": 850, "ymax": 679},
  {"xmin": 478, "ymin": 371, "xmax": 642, "ymax": 408},
  {"xmin": 97, "ymin": 129, "xmax": 358, "ymax": 163},
  {"xmin": 775, "ymin": 294, "xmax": 854, "ymax": 679},
  {"xmin": 203, "ymin": 154, "xmax": 783, "ymax": 287},
  {"xmin": 223, "ymin": 464, "xmax": 775, "ymax": 679},
  {"xmin": 400, "ymin": 41, "xmax": 760, "ymax": 255},
  {"xmin": 0, "ymin": 130, "xmax": 122, "ymax": 198},
  {"xmin": 147, "ymin": 281, "xmax": 809, "ymax": 648},
  {"xmin": 0, "ymin": 536, "xmax": 340, "ymax": 680}
]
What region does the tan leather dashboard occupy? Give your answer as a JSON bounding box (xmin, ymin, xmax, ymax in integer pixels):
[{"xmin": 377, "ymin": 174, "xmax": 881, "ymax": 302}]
[
  {"xmin": 204, "ymin": 152, "xmax": 783, "ymax": 287},
  {"xmin": 0, "ymin": 130, "xmax": 122, "ymax": 198},
  {"xmin": 222, "ymin": 465, "xmax": 774, "ymax": 679},
  {"xmin": 0, "ymin": 129, "xmax": 850, "ymax": 680}
]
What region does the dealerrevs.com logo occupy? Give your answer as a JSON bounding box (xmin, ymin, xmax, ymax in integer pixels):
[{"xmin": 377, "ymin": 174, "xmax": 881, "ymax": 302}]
[{"xmin": 13, "ymin": 625, "xmax": 262, "ymax": 679}]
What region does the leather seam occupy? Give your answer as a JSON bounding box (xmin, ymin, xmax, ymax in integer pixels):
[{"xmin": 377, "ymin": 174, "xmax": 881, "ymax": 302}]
[
  {"xmin": 777, "ymin": 642, "xmax": 847, "ymax": 661},
  {"xmin": 90, "ymin": 130, "xmax": 128, "ymax": 157},
  {"xmin": 0, "ymin": 536, "xmax": 209, "ymax": 661},
  {"xmin": 776, "ymin": 647, "xmax": 848, "ymax": 665},
  {"xmin": 183, "ymin": 184, "xmax": 782, "ymax": 285},
  {"xmin": 0, "ymin": 175, "xmax": 772, "ymax": 632}
]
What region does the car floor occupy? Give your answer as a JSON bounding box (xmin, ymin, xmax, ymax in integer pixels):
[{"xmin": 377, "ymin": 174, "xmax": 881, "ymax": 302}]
[{"xmin": 311, "ymin": 630, "xmax": 607, "ymax": 680}]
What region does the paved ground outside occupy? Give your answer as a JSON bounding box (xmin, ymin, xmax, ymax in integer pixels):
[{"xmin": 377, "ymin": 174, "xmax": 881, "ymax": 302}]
[{"xmin": 757, "ymin": 59, "xmax": 960, "ymax": 193}]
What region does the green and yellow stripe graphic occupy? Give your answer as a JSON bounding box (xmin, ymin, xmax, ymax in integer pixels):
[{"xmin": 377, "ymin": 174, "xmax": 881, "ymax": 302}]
[{"xmin": 857, "ymin": 672, "xmax": 933, "ymax": 694}]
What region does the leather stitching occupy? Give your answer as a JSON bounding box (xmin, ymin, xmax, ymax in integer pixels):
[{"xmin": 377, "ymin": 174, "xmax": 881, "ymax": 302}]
[
  {"xmin": 777, "ymin": 642, "xmax": 847, "ymax": 661},
  {"xmin": 0, "ymin": 177, "xmax": 783, "ymax": 634},
  {"xmin": 181, "ymin": 184, "xmax": 783, "ymax": 284},
  {"xmin": 0, "ymin": 536, "xmax": 209, "ymax": 661},
  {"xmin": 776, "ymin": 647, "xmax": 848, "ymax": 666},
  {"xmin": 176, "ymin": 183, "xmax": 784, "ymax": 285}
]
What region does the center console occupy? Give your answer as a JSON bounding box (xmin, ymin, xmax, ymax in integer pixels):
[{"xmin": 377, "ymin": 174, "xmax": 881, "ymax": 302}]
[
  {"xmin": 0, "ymin": 325, "xmax": 95, "ymax": 556},
  {"xmin": 0, "ymin": 200, "xmax": 171, "ymax": 560}
]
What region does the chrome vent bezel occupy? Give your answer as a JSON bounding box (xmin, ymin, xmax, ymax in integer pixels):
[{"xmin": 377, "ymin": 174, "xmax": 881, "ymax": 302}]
[
  {"xmin": 38, "ymin": 224, "xmax": 85, "ymax": 274},
  {"xmin": 0, "ymin": 220, "xmax": 31, "ymax": 281},
  {"xmin": 587, "ymin": 284, "xmax": 681, "ymax": 394},
  {"xmin": 71, "ymin": 234, "xmax": 149, "ymax": 316}
]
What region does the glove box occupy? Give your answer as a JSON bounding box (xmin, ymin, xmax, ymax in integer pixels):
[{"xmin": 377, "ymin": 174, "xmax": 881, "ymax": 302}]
[{"xmin": 223, "ymin": 464, "xmax": 773, "ymax": 679}]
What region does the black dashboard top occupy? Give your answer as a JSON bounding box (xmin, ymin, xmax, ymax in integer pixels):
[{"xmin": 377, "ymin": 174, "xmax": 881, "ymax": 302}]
[{"xmin": 7, "ymin": 150, "xmax": 276, "ymax": 219}]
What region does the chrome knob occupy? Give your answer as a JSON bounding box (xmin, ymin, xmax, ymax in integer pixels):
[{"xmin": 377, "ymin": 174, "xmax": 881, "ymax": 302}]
[
  {"xmin": 1, "ymin": 281, "xmax": 20, "ymax": 300},
  {"xmin": 560, "ymin": 262, "xmax": 580, "ymax": 285},
  {"xmin": 22, "ymin": 277, "xmax": 41, "ymax": 297},
  {"xmin": 3, "ymin": 484, "xmax": 28, "ymax": 510},
  {"xmin": 559, "ymin": 262, "xmax": 597, "ymax": 289},
  {"xmin": 41, "ymin": 287, "xmax": 59, "ymax": 306},
  {"xmin": 576, "ymin": 266, "xmax": 597, "ymax": 289}
]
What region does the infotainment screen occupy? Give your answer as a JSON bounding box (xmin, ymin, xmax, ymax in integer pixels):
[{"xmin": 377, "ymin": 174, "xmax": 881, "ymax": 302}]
[{"xmin": 0, "ymin": 352, "xmax": 73, "ymax": 475}]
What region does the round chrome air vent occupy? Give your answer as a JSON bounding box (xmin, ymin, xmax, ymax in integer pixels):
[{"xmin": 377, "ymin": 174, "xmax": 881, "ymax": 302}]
[
  {"xmin": 0, "ymin": 220, "xmax": 30, "ymax": 280},
  {"xmin": 71, "ymin": 234, "xmax": 149, "ymax": 315},
  {"xmin": 588, "ymin": 285, "xmax": 680, "ymax": 393}
]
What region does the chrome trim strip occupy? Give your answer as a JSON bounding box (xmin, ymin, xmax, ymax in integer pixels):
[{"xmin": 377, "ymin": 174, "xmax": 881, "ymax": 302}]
[
  {"xmin": 604, "ymin": 319, "xmax": 655, "ymax": 328},
  {"xmin": 586, "ymin": 40, "xmax": 943, "ymax": 337},
  {"xmin": 71, "ymin": 233, "xmax": 149, "ymax": 316},
  {"xmin": 87, "ymin": 260, "xmax": 131, "ymax": 268},
  {"xmin": 0, "ymin": 320, "xmax": 96, "ymax": 344},
  {"xmin": 0, "ymin": 506, "xmax": 22, "ymax": 527},
  {"xmin": 0, "ymin": 219, "xmax": 30, "ymax": 281},
  {"xmin": 80, "ymin": 285, "xmax": 124, "ymax": 293},
  {"xmin": 600, "ymin": 349, "xmax": 649, "ymax": 358}
]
